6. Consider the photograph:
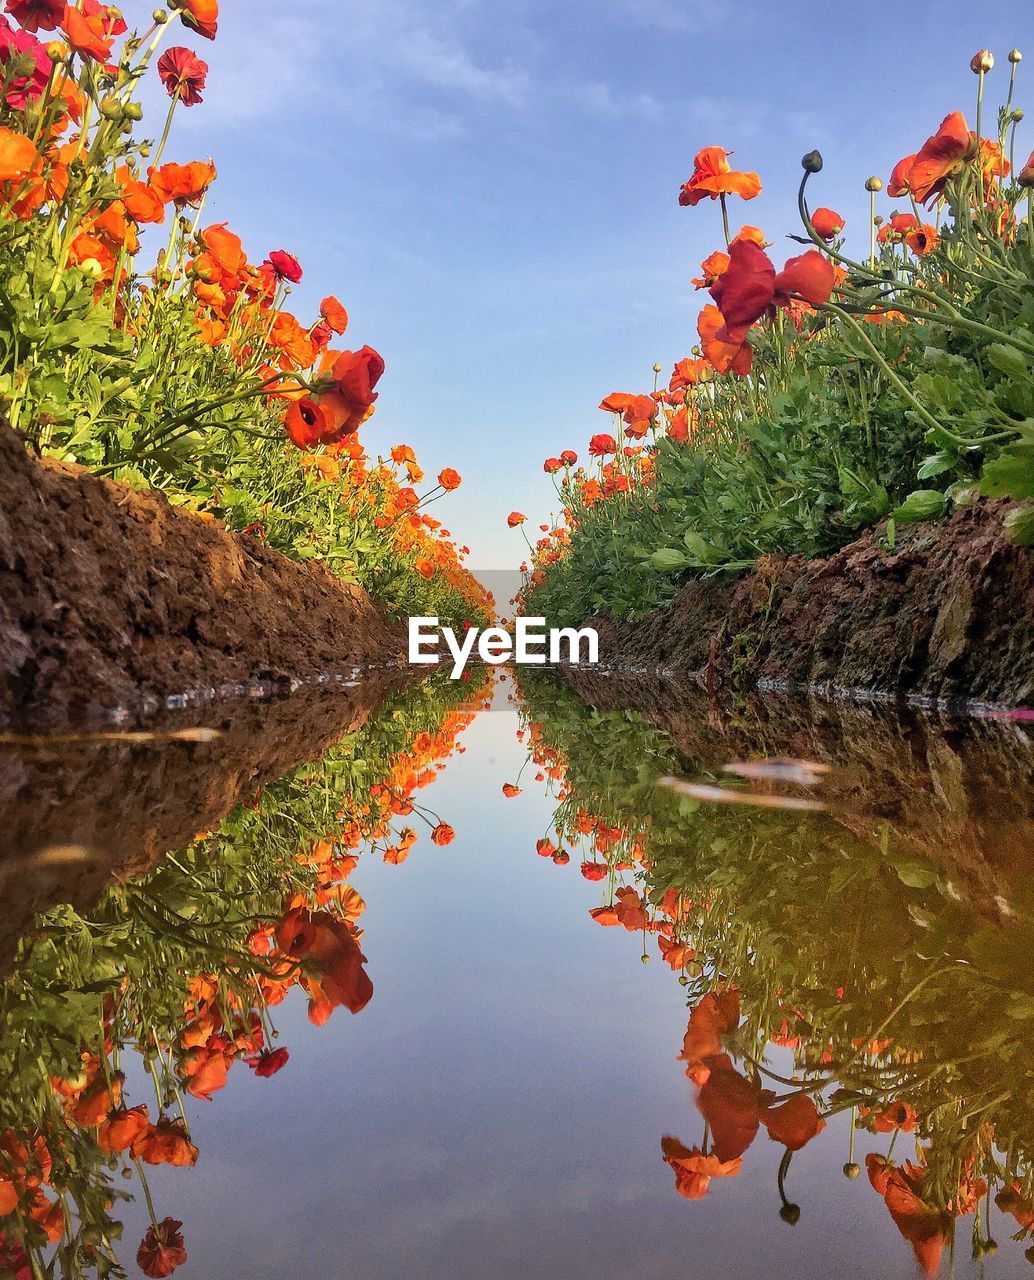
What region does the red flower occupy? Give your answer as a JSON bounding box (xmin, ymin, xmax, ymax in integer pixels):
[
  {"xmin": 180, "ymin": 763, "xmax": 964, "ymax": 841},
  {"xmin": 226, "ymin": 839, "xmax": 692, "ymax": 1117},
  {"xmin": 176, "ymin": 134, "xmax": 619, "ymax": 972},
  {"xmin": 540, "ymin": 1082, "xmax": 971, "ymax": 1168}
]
[
  {"xmin": 870, "ymin": 1101, "xmax": 918, "ymax": 1133},
  {"xmin": 907, "ymin": 111, "xmax": 973, "ymax": 205},
  {"xmin": 285, "ymin": 397, "xmax": 329, "ymax": 451},
  {"xmin": 60, "ymin": 0, "xmax": 125, "ymax": 62},
  {"xmin": 1020, "ymin": 149, "xmax": 1034, "ymax": 187},
  {"xmin": 588, "ymin": 433, "xmax": 616, "ymax": 457},
  {"xmin": 246, "ymin": 1048, "xmax": 289, "ymax": 1077},
  {"xmin": 330, "ymin": 345, "xmax": 384, "ymax": 420},
  {"xmin": 580, "ymin": 860, "xmax": 608, "ymax": 881},
  {"xmin": 679, "ymin": 989, "xmax": 740, "ymax": 1075},
  {"xmin": 679, "ymin": 146, "xmax": 761, "ymax": 207},
  {"xmin": 268, "ymin": 249, "xmax": 303, "ymax": 283},
  {"xmin": 883, "ymin": 1164, "xmax": 949, "ymax": 1277},
  {"xmin": 543, "ymin": 457, "xmax": 562, "ymax": 474},
  {"xmin": 761, "ymin": 1093, "xmax": 826, "ymax": 1151},
  {"xmin": 320, "ymin": 295, "xmax": 349, "ymax": 334},
  {"xmin": 502, "ymin": 783, "xmax": 521, "ymax": 797},
  {"xmin": 709, "ymin": 239, "xmax": 776, "ymax": 343},
  {"xmin": 137, "ymin": 1218, "xmax": 187, "ymax": 1279},
  {"xmin": 275, "ymin": 906, "xmax": 373, "ymax": 1017},
  {"xmin": 177, "ymin": 0, "xmax": 217, "ymax": 41},
  {"xmin": 132, "ymin": 1118, "xmax": 198, "ymax": 1167},
  {"xmin": 621, "ymin": 394, "xmax": 658, "ymax": 439},
  {"xmin": 97, "ymin": 1104, "xmax": 149, "ymax": 1155},
  {"xmin": 507, "ymin": 511, "xmax": 526, "ymax": 528},
  {"xmin": 772, "ymin": 250, "xmax": 836, "ymax": 308},
  {"xmin": 887, "ymin": 154, "xmax": 916, "ymax": 197},
  {"xmin": 811, "ymin": 206, "xmax": 844, "ymax": 240},
  {"xmin": 5, "ymin": 0, "xmax": 63, "ymax": 32},
  {"xmin": 157, "ymin": 46, "xmax": 208, "ymax": 105},
  {"xmin": 695, "ymin": 1054, "xmax": 764, "ymax": 1163},
  {"xmin": 560, "ymin": 449, "xmax": 577, "ymax": 466}
]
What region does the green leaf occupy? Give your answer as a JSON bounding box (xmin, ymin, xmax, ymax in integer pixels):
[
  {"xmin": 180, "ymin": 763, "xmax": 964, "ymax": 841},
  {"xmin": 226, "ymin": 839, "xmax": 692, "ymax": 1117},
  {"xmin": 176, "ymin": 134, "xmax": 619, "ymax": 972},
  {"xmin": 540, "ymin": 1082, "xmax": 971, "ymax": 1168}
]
[{"xmin": 891, "ymin": 489, "xmax": 947, "ymax": 523}]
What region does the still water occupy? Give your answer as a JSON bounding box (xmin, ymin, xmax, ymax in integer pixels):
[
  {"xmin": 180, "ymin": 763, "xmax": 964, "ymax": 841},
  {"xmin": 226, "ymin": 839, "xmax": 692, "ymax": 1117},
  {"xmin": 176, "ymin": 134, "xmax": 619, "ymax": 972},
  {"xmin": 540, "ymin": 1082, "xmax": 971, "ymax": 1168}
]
[{"xmin": 1, "ymin": 670, "xmax": 1032, "ymax": 1280}]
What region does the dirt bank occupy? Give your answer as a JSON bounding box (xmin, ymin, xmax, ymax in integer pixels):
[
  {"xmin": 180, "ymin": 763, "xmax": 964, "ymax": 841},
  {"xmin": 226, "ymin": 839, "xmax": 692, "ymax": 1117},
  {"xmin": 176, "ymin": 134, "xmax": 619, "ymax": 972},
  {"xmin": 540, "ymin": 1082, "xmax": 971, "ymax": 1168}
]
[
  {"xmin": 584, "ymin": 502, "xmax": 1033, "ymax": 707},
  {"xmin": 561, "ymin": 666, "xmax": 1034, "ymax": 919},
  {"xmin": 0, "ymin": 674, "xmax": 410, "ymax": 970},
  {"xmin": 0, "ymin": 422, "xmax": 405, "ymax": 726}
]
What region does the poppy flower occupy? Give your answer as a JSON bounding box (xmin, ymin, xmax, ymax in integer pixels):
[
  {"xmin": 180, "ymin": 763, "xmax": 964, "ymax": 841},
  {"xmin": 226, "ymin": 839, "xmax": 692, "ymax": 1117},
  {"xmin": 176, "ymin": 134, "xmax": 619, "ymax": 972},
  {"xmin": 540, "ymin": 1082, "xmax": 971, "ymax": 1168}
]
[
  {"xmin": 0, "ymin": 1176, "xmax": 17, "ymax": 1216},
  {"xmin": 887, "ymin": 154, "xmax": 916, "ymax": 197},
  {"xmin": 772, "ymin": 250, "xmax": 836, "ymax": 308},
  {"xmin": 0, "ymin": 125, "xmax": 36, "ymax": 186},
  {"xmin": 71, "ymin": 1071, "xmax": 123, "ymax": 1127},
  {"xmin": 137, "ymin": 1218, "xmax": 187, "ymax": 1279},
  {"xmin": 695, "ymin": 1054, "xmax": 764, "ymax": 1162},
  {"xmin": 614, "ymin": 886, "xmax": 648, "ymax": 930},
  {"xmin": 320, "ymin": 295, "xmax": 349, "ymax": 334},
  {"xmin": 761, "ymin": 1093, "xmax": 825, "ymax": 1150},
  {"xmin": 182, "ymin": 1043, "xmax": 232, "ymax": 1100},
  {"xmin": 132, "ymin": 1117, "xmax": 198, "ymax": 1167},
  {"xmin": 438, "ymin": 467, "xmax": 461, "ymax": 490},
  {"xmin": 691, "ymin": 249, "xmax": 729, "ymax": 289},
  {"xmin": 507, "ymin": 511, "xmax": 526, "ymax": 527},
  {"xmin": 661, "ymin": 1136, "xmax": 742, "ymax": 1199},
  {"xmin": 5, "ymin": 0, "xmax": 63, "ymax": 32},
  {"xmin": 60, "ymin": 0, "xmax": 126, "ymax": 62},
  {"xmin": 669, "ymin": 357, "xmax": 709, "ymax": 390},
  {"xmin": 177, "ymin": 0, "xmax": 217, "ymax": 40},
  {"xmin": 732, "ymin": 224, "xmax": 768, "ymax": 246},
  {"xmin": 709, "ymin": 238, "xmax": 776, "ymax": 343},
  {"xmin": 97, "ymin": 1104, "xmax": 149, "ymax": 1155},
  {"xmin": 157, "ymin": 46, "xmax": 208, "ymax": 105},
  {"xmin": 268, "ymin": 249, "xmax": 303, "ymax": 283},
  {"xmin": 588, "ymin": 433, "xmax": 617, "ymax": 457},
  {"xmin": 431, "ymin": 823, "xmax": 454, "ymax": 846},
  {"xmin": 865, "ymin": 1152, "xmax": 894, "ymax": 1196},
  {"xmin": 882, "ymin": 1163, "xmax": 950, "ymax": 1277},
  {"xmin": 246, "ymin": 1048, "xmax": 289, "ymax": 1077},
  {"xmin": 811, "ymin": 206, "xmax": 844, "ymax": 240},
  {"xmin": 877, "ymin": 212, "xmax": 919, "ymax": 245},
  {"xmin": 679, "ymin": 145, "xmax": 761, "ymax": 206},
  {"xmin": 907, "ymin": 111, "xmax": 973, "ymax": 205},
  {"xmin": 905, "ymin": 223, "xmax": 939, "ymax": 256}
]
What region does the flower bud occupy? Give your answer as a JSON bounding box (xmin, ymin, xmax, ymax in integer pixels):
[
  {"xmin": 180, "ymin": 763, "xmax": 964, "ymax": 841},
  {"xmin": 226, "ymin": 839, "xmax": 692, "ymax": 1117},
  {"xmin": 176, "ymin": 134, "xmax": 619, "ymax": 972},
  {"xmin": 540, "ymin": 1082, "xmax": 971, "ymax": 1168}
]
[
  {"xmin": 99, "ymin": 96, "xmax": 121, "ymax": 120},
  {"xmin": 153, "ymin": 8, "xmax": 170, "ymax": 21},
  {"xmin": 124, "ymin": 102, "xmax": 143, "ymax": 121},
  {"xmin": 46, "ymin": 41, "xmax": 65, "ymax": 63},
  {"xmin": 873, "ymin": 214, "xmax": 884, "ymax": 226},
  {"xmin": 1010, "ymin": 49, "xmax": 1023, "ymax": 63},
  {"xmin": 970, "ymin": 49, "xmax": 994, "ymax": 73},
  {"xmin": 801, "ymin": 150, "xmax": 823, "ymax": 173},
  {"xmin": 842, "ymin": 1162, "xmax": 861, "ymax": 1179},
  {"xmin": 1013, "ymin": 108, "xmax": 1025, "ymax": 122},
  {"xmin": 779, "ymin": 1204, "xmax": 801, "ymax": 1226},
  {"xmin": 640, "ymin": 953, "xmax": 650, "ymax": 965},
  {"xmin": 652, "ymin": 362, "xmax": 662, "ymax": 373},
  {"xmin": 865, "ymin": 176, "xmax": 883, "ymax": 192}
]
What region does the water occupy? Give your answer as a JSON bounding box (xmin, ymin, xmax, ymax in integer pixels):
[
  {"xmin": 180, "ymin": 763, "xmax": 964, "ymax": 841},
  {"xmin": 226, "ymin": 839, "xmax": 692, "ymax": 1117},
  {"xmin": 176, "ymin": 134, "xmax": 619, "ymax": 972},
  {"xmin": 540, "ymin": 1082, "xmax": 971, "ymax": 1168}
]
[{"xmin": 1, "ymin": 670, "xmax": 1032, "ymax": 1280}]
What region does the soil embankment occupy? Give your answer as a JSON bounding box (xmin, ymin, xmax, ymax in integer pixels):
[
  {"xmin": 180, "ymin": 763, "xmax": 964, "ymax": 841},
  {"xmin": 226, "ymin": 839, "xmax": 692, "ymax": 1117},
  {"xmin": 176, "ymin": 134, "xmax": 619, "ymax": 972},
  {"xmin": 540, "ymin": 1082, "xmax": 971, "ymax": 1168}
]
[
  {"xmin": 584, "ymin": 502, "xmax": 1033, "ymax": 707},
  {"xmin": 0, "ymin": 422, "xmax": 405, "ymax": 726}
]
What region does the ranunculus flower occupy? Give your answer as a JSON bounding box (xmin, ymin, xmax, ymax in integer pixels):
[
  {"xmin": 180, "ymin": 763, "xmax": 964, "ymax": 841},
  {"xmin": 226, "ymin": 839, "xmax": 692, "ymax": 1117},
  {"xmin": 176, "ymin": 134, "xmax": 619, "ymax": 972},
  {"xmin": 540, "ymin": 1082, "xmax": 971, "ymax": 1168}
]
[
  {"xmin": 5, "ymin": 0, "xmax": 63, "ymax": 32},
  {"xmin": 543, "ymin": 457, "xmax": 562, "ymax": 473},
  {"xmin": 132, "ymin": 1117, "xmax": 199, "ymax": 1167},
  {"xmin": 697, "ymin": 304, "xmax": 752, "ymax": 377},
  {"xmin": 761, "ymin": 1093, "xmax": 826, "ymax": 1151},
  {"xmin": 438, "ymin": 467, "xmax": 461, "ymax": 490},
  {"xmin": 811, "ymin": 206, "xmax": 844, "ymax": 240},
  {"xmin": 0, "ymin": 16, "xmax": 50, "ymax": 107},
  {"xmin": 560, "ymin": 449, "xmax": 577, "ymax": 466},
  {"xmin": 661, "ymin": 1135, "xmax": 742, "ymax": 1200},
  {"xmin": 137, "ymin": 1218, "xmax": 187, "ymax": 1279},
  {"xmin": 709, "ymin": 238, "xmax": 776, "ymax": 343},
  {"xmin": 691, "ymin": 249, "xmax": 730, "ymax": 289},
  {"xmin": 149, "ymin": 159, "xmax": 216, "ymax": 206},
  {"xmin": 772, "ymin": 250, "xmax": 836, "ymax": 308},
  {"xmin": 157, "ymin": 46, "xmax": 208, "ymax": 105},
  {"xmin": 177, "ymin": 0, "xmax": 217, "ymax": 40},
  {"xmin": 268, "ymin": 249, "xmax": 302, "ymax": 283},
  {"xmin": 679, "ymin": 145, "xmax": 761, "ymax": 206},
  {"xmin": 97, "ymin": 1104, "xmax": 150, "ymax": 1155},
  {"xmin": 887, "ymin": 153, "xmax": 916, "ymax": 196},
  {"xmin": 285, "ymin": 397, "xmax": 329, "ymax": 451},
  {"xmin": 320, "ymin": 295, "xmax": 349, "ymax": 334},
  {"xmin": 246, "ymin": 1047, "xmax": 289, "ymax": 1077},
  {"xmin": 60, "ymin": 0, "xmax": 126, "ymax": 62},
  {"xmin": 588, "ymin": 433, "xmax": 616, "ymax": 457},
  {"xmin": 0, "ymin": 124, "xmax": 37, "ymax": 183},
  {"xmin": 430, "ymin": 823, "xmax": 454, "ymax": 846},
  {"xmin": 907, "ymin": 111, "xmax": 973, "ymax": 205}
]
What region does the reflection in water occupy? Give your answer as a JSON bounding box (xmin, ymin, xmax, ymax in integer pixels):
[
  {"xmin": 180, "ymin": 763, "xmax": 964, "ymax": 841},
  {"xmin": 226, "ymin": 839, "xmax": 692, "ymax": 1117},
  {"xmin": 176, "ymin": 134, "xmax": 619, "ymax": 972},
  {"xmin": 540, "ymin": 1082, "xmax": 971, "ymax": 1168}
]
[
  {"xmin": 0, "ymin": 668, "xmax": 1031, "ymax": 1279},
  {"xmin": 516, "ymin": 673, "xmax": 1034, "ymax": 1277},
  {"xmin": 0, "ymin": 675, "xmax": 490, "ymax": 1279}
]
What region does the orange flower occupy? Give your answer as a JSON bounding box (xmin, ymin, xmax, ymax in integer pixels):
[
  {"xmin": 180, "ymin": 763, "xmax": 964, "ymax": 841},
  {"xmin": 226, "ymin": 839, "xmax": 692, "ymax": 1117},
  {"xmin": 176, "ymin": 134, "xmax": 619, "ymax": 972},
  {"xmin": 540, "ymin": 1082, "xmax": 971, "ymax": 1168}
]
[
  {"xmin": 431, "ymin": 822, "xmax": 455, "ymax": 846},
  {"xmin": 119, "ymin": 169, "xmax": 166, "ymax": 223},
  {"xmin": 882, "ymin": 1163, "xmax": 949, "ymax": 1277},
  {"xmin": 132, "ymin": 1117, "xmax": 198, "ymax": 1167},
  {"xmin": 679, "ymin": 989, "xmax": 740, "ymax": 1076},
  {"xmin": 60, "ymin": 0, "xmax": 126, "ymax": 62},
  {"xmin": 0, "ymin": 125, "xmax": 37, "ymax": 183},
  {"xmin": 761, "ymin": 1094, "xmax": 825, "ymax": 1151},
  {"xmin": 772, "ymin": 250, "xmax": 835, "ymax": 307},
  {"xmin": 201, "ymin": 222, "xmax": 245, "ymax": 275},
  {"xmin": 691, "ymin": 249, "xmax": 729, "ymax": 289},
  {"xmin": 870, "ymin": 1101, "xmax": 918, "ymax": 1133},
  {"xmin": 321, "ymin": 295, "xmax": 349, "ymax": 334},
  {"xmin": 996, "ymin": 1183, "xmax": 1034, "ymax": 1231},
  {"xmin": 415, "ymin": 556, "xmax": 435, "ymax": 580},
  {"xmin": 97, "ymin": 1105, "xmax": 149, "ymax": 1155},
  {"xmin": 888, "ymin": 154, "xmax": 916, "ymax": 197},
  {"xmin": 905, "ymin": 223, "xmax": 939, "ymax": 256},
  {"xmin": 697, "ymin": 304, "xmax": 752, "ymax": 377},
  {"xmin": 438, "ymin": 467, "xmax": 461, "ymax": 490},
  {"xmin": 150, "ymin": 159, "xmax": 216, "ymax": 206},
  {"xmin": 137, "ymin": 1218, "xmax": 187, "ymax": 1279},
  {"xmin": 732, "ymin": 224, "xmax": 768, "ymax": 246},
  {"xmin": 502, "ymin": 783, "xmax": 521, "ymax": 797},
  {"xmin": 177, "ymin": 0, "xmax": 218, "ymax": 40},
  {"xmin": 669, "ymin": 357, "xmax": 709, "ymax": 391},
  {"xmin": 275, "ymin": 906, "xmax": 373, "ymax": 1017},
  {"xmin": 661, "ymin": 1135, "xmax": 742, "ymax": 1199},
  {"xmin": 811, "ymin": 206, "xmax": 844, "ymax": 240},
  {"xmin": 71, "ymin": 1071, "xmax": 123, "ymax": 1127},
  {"xmin": 679, "ymin": 146, "xmax": 761, "ymax": 206},
  {"xmin": 907, "ymin": 111, "xmax": 973, "ymax": 205},
  {"xmin": 621, "ymin": 394, "xmax": 658, "ymax": 439},
  {"xmin": 507, "ymin": 511, "xmax": 526, "ymax": 527}
]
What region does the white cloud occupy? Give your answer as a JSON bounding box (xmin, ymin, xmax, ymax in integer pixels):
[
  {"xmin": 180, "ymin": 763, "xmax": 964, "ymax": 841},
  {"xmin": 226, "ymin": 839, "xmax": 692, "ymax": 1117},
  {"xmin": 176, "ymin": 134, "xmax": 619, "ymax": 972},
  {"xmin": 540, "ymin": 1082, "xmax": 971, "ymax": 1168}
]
[{"xmin": 575, "ymin": 81, "xmax": 667, "ymax": 123}]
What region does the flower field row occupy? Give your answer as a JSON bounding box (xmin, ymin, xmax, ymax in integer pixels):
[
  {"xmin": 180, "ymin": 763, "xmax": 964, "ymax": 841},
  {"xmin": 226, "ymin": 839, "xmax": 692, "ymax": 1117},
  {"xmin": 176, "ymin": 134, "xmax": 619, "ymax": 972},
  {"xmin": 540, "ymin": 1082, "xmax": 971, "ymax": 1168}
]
[
  {"xmin": 0, "ymin": 0, "xmax": 489, "ymax": 628},
  {"xmin": 514, "ymin": 50, "xmax": 1033, "ymax": 625}
]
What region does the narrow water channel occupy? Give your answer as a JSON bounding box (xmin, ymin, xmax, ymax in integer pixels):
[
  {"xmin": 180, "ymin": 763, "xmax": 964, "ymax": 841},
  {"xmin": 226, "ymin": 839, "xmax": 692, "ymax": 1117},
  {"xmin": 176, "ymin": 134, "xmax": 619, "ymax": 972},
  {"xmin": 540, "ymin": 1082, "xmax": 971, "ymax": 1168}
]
[{"xmin": 1, "ymin": 671, "xmax": 1032, "ymax": 1280}]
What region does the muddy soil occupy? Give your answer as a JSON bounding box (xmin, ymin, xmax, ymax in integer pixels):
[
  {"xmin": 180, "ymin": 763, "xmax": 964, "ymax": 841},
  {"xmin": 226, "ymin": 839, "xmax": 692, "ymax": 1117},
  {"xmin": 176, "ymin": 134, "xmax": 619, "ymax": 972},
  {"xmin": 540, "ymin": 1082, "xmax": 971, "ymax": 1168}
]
[
  {"xmin": 0, "ymin": 673, "xmax": 411, "ymax": 971},
  {"xmin": 562, "ymin": 665, "xmax": 1034, "ymax": 920},
  {"xmin": 0, "ymin": 422, "xmax": 405, "ymax": 726},
  {"xmin": 584, "ymin": 502, "xmax": 1033, "ymax": 707}
]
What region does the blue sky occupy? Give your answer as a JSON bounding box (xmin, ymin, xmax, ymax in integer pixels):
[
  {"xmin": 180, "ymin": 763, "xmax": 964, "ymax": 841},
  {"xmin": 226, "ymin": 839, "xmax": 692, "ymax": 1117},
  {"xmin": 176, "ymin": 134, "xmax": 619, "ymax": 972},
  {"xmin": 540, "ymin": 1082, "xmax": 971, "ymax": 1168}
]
[{"xmin": 143, "ymin": 0, "xmax": 1031, "ymax": 566}]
